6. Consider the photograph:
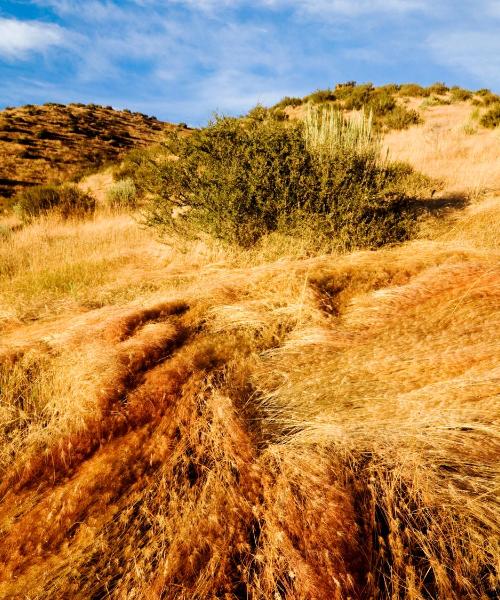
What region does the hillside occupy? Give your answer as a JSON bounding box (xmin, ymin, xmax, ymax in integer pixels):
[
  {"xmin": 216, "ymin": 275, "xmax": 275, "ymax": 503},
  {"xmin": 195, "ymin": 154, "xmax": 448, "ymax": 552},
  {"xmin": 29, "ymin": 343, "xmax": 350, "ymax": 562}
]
[
  {"xmin": 0, "ymin": 103, "xmax": 187, "ymax": 203},
  {"xmin": 0, "ymin": 97, "xmax": 499, "ymax": 599}
]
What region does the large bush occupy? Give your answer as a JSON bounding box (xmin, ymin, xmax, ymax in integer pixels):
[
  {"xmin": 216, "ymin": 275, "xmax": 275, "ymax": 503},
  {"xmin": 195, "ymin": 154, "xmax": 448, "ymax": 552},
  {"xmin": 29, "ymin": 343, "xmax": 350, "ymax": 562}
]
[
  {"xmin": 14, "ymin": 184, "xmax": 96, "ymax": 221},
  {"xmin": 144, "ymin": 110, "xmax": 425, "ymax": 251}
]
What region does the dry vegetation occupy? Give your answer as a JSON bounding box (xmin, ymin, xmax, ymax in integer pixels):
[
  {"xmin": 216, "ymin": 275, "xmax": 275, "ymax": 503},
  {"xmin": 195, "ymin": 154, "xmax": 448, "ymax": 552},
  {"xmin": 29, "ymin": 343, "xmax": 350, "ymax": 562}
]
[
  {"xmin": 0, "ymin": 103, "xmax": 186, "ymax": 204},
  {"xmin": 0, "ymin": 98, "xmax": 499, "ymax": 599}
]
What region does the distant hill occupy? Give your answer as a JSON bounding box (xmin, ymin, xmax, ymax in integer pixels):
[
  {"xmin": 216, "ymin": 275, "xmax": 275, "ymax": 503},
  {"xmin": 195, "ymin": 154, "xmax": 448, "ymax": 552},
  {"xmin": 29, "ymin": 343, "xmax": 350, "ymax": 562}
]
[{"xmin": 0, "ymin": 103, "xmax": 187, "ymax": 201}]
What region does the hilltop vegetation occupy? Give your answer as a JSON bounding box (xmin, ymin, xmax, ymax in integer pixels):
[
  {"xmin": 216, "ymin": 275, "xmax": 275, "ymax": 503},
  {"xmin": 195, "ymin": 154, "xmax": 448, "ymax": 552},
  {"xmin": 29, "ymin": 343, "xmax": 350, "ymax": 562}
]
[
  {"xmin": 271, "ymin": 81, "xmax": 500, "ymax": 132},
  {"xmin": 0, "ymin": 89, "xmax": 499, "ymax": 599},
  {"xmin": 0, "ymin": 102, "xmax": 187, "ymax": 204}
]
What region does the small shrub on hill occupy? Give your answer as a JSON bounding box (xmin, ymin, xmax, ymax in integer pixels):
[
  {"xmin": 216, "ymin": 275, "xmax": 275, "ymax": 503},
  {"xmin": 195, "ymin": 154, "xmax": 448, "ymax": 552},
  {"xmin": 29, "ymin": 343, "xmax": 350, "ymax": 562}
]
[
  {"xmin": 398, "ymin": 83, "xmax": 430, "ymax": 97},
  {"xmin": 14, "ymin": 184, "xmax": 96, "ymax": 221},
  {"xmin": 105, "ymin": 178, "xmax": 137, "ymax": 209},
  {"xmin": 480, "ymin": 91, "xmax": 499, "ymax": 106},
  {"xmin": 305, "ymin": 89, "xmax": 337, "ymax": 104},
  {"xmin": 421, "ymin": 95, "xmax": 451, "ymax": 108},
  {"xmin": 426, "ymin": 82, "xmax": 449, "ymax": 95},
  {"xmin": 450, "ymin": 86, "xmax": 472, "ymax": 102},
  {"xmin": 479, "ymin": 103, "xmax": 500, "ymax": 128},
  {"xmin": 145, "ymin": 109, "xmax": 424, "ymax": 250},
  {"xmin": 380, "ymin": 105, "xmax": 422, "ymax": 130},
  {"xmin": 273, "ymin": 96, "xmax": 304, "ymax": 110}
]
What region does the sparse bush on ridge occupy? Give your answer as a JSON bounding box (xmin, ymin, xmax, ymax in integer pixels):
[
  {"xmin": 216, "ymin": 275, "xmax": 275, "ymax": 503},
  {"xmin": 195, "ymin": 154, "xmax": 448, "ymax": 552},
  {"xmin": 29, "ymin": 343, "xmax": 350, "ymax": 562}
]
[
  {"xmin": 421, "ymin": 94, "xmax": 451, "ymax": 108},
  {"xmin": 144, "ymin": 108, "xmax": 428, "ymax": 250},
  {"xmin": 272, "ymin": 96, "xmax": 303, "ymax": 110},
  {"xmin": 480, "ymin": 103, "xmax": 500, "ymax": 128},
  {"xmin": 426, "ymin": 81, "xmax": 449, "ymax": 95},
  {"xmin": 14, "ymin": 184, "xmax": 96, "ymax": 221},
  {"xmin": 304, "ymin": 88, "xmax": 337, "ymax": 104},
  {"xmin": 450, "ymin": 86, "xmax": 472, "ymax": 102},
  {"xmin": 399, "ymin": 83, "xmax": 430, "ymax": 97}
]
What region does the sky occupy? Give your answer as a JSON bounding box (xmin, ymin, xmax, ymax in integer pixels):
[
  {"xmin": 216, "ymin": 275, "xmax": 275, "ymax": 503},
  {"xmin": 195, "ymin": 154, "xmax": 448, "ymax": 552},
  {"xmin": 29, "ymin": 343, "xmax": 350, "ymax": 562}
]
[{"xmin": 0, "ymin": 1, "xmax": 499, "ymax": 126}]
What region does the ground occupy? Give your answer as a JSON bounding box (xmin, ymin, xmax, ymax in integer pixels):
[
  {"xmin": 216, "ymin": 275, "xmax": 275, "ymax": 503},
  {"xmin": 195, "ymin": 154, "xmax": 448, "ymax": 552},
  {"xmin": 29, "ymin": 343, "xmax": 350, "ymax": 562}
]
[{"xmin": 0, "ymin": 100, "xmax": 498, "ymax": 599}]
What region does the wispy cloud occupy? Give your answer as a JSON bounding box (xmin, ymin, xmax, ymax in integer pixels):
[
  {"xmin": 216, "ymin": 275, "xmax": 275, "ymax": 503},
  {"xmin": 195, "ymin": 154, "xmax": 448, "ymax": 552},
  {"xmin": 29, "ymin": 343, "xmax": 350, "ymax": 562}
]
[
  {"xmin": 0, "ymin": 17, "xmax": 67, "ymax": 60},
  {"xmin": 2, "ymin": 0, "xmax": 499, "ymax": 123},
  {"xmin": 428, "ymin": 30, "xmax": 500, "ymax": 87}
]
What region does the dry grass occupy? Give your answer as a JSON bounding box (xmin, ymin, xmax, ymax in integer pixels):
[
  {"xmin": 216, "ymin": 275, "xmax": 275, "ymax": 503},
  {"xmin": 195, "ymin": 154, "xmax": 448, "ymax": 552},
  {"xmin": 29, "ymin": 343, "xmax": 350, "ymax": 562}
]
[
  {"xmin": 384, "ymin": 103, "xmax": 500, "ymax": 199},
  {"xmin": 0, "ymin": 104, "xmax": 499, "ymax": 599}
]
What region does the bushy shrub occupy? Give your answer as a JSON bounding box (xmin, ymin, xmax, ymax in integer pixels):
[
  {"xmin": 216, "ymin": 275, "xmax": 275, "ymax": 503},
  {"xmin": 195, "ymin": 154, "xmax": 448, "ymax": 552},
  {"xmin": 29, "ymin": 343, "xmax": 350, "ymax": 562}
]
[
  {"xmin": 478, "ymin": 91, "xmax": 500, "ymax": 106},
  {"xmin": 144, "ymin": 110, "xmax": 423, "ymax": 250},
  {"xmin": 36, "ymin": 129, "xmax": 57, "ymax": 140},
  {"xmin": 379, "ymin": 83, "xmax": 401, "ymax": 95},
  {"xmin": 339, "ymin": 83, "xmax": 375, "ymax": 110},
  {"xmin": 14, "ymin": 184, "xmax": 95, "ymax": 221},
  {"xmin": 380, "ymin": 105, "xmax": 422, "ymax": 130},
  {"xmin": 273, "ymin": 96, "xmax": 304, "ymax": 110},
  {"xmin": 426, "ymin": 82, "xmax": 449, "ymax": 95},
  {"xmin": 305, "ymin": 89, "xmax": 337, "ymax": 104},
  {"xmin": 421, "ymin": 95, "xmax": 451, "ymax": 108},
  {"xmin": 398, "ymin": 83, "xmax": 430, "ymax": 97},
  {"xmin": 479, "ymin": 103, "xmax": 500, "ymax": 128},
  {"xmin": 450, "ymin": 87, "xmax": 472, "ymax": 102},
  {"xmin": 105, "ymin": 178, "xmax": 137, "ymax": 209}
]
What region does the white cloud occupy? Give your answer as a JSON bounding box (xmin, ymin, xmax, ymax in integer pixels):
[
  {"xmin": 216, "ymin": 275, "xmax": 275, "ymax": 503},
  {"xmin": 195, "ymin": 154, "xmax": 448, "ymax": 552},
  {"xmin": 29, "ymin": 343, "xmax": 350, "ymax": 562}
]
[
  {"xmin": 270, "ymin": 0, "xmax": 429, "ymax": 17},
  {"xmin": 428, "ymin": 31, "xmax": 500, "ymax": 87},
  {"xmin": 0, "ymin": 17, "xmax": 67, "ymax": 59}
]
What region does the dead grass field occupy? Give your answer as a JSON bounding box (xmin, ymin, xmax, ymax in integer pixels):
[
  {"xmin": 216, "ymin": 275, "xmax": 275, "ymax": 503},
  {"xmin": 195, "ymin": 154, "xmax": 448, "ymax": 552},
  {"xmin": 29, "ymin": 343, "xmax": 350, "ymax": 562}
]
[{"xmin": 0, "ymin": 103, "xmax": 498, "ymax": 599}]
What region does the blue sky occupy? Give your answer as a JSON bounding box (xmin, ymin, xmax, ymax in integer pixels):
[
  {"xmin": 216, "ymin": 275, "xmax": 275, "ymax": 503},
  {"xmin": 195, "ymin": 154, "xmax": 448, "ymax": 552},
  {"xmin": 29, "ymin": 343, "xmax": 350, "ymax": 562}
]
[{"xmin": 1, "ymin": 1, "xmax": 499, "ymax": 126}]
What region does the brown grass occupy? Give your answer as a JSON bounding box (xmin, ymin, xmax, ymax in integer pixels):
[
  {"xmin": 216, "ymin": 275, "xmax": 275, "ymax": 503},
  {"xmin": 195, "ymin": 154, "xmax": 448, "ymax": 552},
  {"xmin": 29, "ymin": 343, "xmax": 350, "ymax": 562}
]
[{"xmin": 0, "ymin": 103, "xmax": 498, "ymax": 599}]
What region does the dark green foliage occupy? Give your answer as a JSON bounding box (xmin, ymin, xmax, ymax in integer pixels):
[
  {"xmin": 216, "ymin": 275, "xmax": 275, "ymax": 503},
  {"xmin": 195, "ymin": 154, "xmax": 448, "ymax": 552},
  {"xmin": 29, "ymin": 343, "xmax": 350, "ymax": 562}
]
[
  {"xmin": 450, "ymin": 87, "xmax": 472, "ymax": 102},
  {"xmin": 305, "ymin": 89, "xmax": 337, "ymax": 104},
  {"xmin": 479, "ymin": 103, "xmax": 500, "ymax": 128},
  {"xmin": 144, "ymin": 116, "xmax": 422, "ymax": 251},
  {"xmin": 273, "ymin": 96, "xmax": 304, "ymax": 110},
  {"xmin": 338, "ymin": 83, "xmax": 375, "ymax": 110},
  {"xmin": 14, "ymin": 184, "xmax": 96, "ymax": 221},
  {"xmin": 36, "ymin": 129, "xmax": 57, "ymax": 140},
  {"xmin": 479, "ymin": 91, "xmax": 499, "ymax": 106},
  {"xmin": 426, "ymin": 82, "xmax": 449, "ymax": 95},
  {"xmin": 18, "ymin": 149, "xmax": 39, "ymax": 159},
  {"xmin": 379, "ymin": 84, "xmax": 401, "ymax": 95},
  {"xmin": 380, "ymin": 105, "xmax": 422, "ymax": 130},
  {"xmin": 398, "ymin": 84, "xmax": 430, "ymax": 97}
]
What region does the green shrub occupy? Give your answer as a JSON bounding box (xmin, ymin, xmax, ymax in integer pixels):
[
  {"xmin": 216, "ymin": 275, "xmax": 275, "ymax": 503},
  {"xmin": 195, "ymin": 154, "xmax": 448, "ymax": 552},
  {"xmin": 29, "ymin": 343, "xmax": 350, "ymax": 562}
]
[
  {"xmin": 479, "ymin": 103, "xmax": 500, "ymax": 128},
  {"xmin": 426, "ymin": 82, "xmax": 449, "ymax": 95},
  {"xmin": 105, "ymin": 178, "xmax": 137, "ymax": 209},
  {"xmin": 380, "ymin": 105, "xmax": 422, "ymax": 130},
  {"xmin": 379, "ymin": 83, "xmax": 401, "ymax": 95},
  {"xmin": 273, "ymin": 96, "xmax": 304, "ymax": 110},
  {"xmin": 398, "ymin": 83, "xmax": 430, "ymax": 97},
  {"xmin": 14, "ymin": 184, "xmax": 96, "ymax": 221},
  {"xmin": 421, "ymin": 95, "xmax": 451, "ymax": 108},
  {"xmin": 145, "ymin": 109, "xmax": 422, "ymax": 251},
  {"xmin": 305, "ymin": 89, "xmax": 337, "ymax": 104},
  {"xmin": 338, "ymin": 83, "xmax": 375, "ymax": 110},
  {"xmin": 450, "ymin": 87, "xmax": 472, "ymax": 102},
  {"xmin": 0, "ymin": 224, "xmax": 12, "ymax": 240},
  {"xmin": 479, "ymin": 92, "xmax": 499, "ymax": 106},
  {"xmin": 36, "ymin": 129, "xmax": 56, "ymax": 140}
]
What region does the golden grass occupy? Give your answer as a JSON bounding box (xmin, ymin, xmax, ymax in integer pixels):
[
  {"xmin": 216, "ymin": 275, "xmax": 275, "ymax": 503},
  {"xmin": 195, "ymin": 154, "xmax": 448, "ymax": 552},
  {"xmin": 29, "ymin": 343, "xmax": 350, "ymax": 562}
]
[
  {"xmin": 0, "ymin": 105, "xmax": 499, "ymax": 598},
  {"xmin": 384, "ymin": 103, "xmax": 500, "ymax": 199}
]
